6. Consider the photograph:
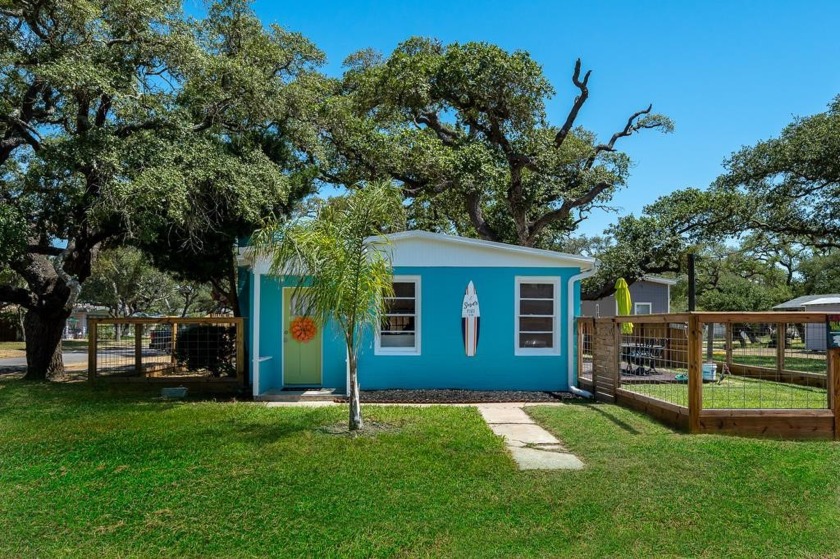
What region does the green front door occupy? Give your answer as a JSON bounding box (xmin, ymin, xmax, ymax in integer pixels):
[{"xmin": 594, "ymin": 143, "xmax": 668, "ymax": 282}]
[{"xmin": 283, "ymin": 288, "xmax": 322, "ymax": 386}]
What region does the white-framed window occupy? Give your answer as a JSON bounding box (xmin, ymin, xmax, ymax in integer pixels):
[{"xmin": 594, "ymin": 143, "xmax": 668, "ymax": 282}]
[
  {"xmin": 375, "ymin": 276, "xmax": 421, "ymax": 355},
  {"xmin": 634, "ymin": 302, "xmax": 653, "ymax": 315},
  {"xmin": 515, "ymin": 277, "xmax": 560, "ymax": 356}
]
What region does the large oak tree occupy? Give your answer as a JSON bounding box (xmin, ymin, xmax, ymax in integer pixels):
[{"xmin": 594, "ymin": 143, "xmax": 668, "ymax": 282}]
[
  {"xmin": 0, "ymin": 0, "xmax": 323, "ymax": 379},
  {"xmin": 320, "ymin": 38, "xmax": 673, "ymax": 248}
]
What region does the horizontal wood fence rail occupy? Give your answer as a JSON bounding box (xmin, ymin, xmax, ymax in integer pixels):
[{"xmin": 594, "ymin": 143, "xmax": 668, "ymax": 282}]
[
  {"xmin": 89, "ymin": 317, "xmax": 241, "ymax": 325},
  {"xmin": 87, "ymin": 317, "xmax": 246, "ymax": 389},
  {"xmin": 609, "ymin": 312, "xmax": 828, "ymax": 324},
  {"xmin": 578, "ymin": 312, "xmax": 839, "ymax": 440}
]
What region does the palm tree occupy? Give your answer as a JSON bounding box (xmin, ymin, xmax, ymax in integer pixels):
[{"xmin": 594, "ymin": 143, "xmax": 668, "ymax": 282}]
[{"xmin": 257, "ymin": 183, "xmax": 404, "ymax": 430}]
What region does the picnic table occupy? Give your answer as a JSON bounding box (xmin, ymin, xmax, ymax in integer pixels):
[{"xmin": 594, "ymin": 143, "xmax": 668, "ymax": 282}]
[{"xmin": 621, "ymin": 342, "xmax": 665, "ymax": 375}]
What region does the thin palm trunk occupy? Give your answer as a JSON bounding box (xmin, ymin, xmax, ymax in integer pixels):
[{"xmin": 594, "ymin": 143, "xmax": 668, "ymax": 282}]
[{"xmin": 348, "ymin": 351, "xmax": 363, "ymax": 430}]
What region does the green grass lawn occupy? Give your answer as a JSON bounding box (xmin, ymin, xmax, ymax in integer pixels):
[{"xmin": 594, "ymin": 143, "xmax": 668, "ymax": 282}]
[
  {"xmin": 627, "ymin": 376, "xmax": 828, "ymax": 409},
  {"xmin": 2, "ymin": 381, "xmax": 840, "ymax": 558},
  {"xmin": 0, "ymin": 341, "xmax": 25, "ymax": 358},
  {"xmin": 726, "ymin": 354, "xmax": 827, "ymax": 374}
]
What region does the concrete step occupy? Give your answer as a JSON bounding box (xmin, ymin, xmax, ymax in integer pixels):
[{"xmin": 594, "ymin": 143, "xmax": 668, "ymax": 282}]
[{"xmin": 256, "ymin": 388, "xmax": 341, "ymax": 402}]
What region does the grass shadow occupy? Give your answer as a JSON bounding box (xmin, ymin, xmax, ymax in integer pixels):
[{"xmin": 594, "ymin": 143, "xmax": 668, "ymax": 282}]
[{"xmin": 575, "ymin": 401, "xmax": 643, "ymax": 435}]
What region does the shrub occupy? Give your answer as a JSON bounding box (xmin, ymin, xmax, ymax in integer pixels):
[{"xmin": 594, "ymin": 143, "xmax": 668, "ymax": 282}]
[{"xmin": 173, "ymin": 324, "xmax": 237, "ymax": 377}]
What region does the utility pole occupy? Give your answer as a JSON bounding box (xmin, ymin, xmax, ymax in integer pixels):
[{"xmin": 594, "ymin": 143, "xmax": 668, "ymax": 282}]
[
  {"xmin": 687, "ymin": 253, "xmax": 696, "ymax": 312},
  {"xmin": 688, "ymin": 252, "xmax": 714, "ymax": 361}
]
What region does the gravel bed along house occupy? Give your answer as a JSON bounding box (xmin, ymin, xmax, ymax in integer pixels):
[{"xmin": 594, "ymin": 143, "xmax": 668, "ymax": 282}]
[{"xmin": 334, "ymin": 389, "xmax": 580, "ymax": 404}]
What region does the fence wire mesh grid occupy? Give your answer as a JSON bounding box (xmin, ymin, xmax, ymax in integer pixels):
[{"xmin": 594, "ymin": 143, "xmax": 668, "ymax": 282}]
[
  {"xmin": 616, "ymin": 321, "xmax": 690, "ymax": 406},
  {"xmin": 93, "ymin": 321, "xmax": 240, "ymax": 379},
  {"xmin": 615, "ymin": 320, "xmax": 828, "ymax": 409},
  {"xmin": 579, "ymin": 320, "xmax": 593, "ymax": 382}
]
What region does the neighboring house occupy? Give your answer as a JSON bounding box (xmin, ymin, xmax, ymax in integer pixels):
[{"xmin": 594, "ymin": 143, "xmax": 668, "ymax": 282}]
[
  {"xmin": 237, "ymin": 231, "xmax": 597, "ymax": 398},
  {"xmin": 773, "ymin": 294, "xmax": 840, "ymax": 351},
  {"xmin": 64, "ymin": 305, "xmax": 110, "ymax": 339},
  {"xmin": 580, "ymin": 276, "xmax": 677, "ymax": 318}
]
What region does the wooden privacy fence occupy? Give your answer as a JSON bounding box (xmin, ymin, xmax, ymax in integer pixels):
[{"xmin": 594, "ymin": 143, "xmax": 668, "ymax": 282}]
[
  {"xmin": 577, "ymin": 312, "xmax": 840, "ymax": 440},
  {"xmin": 88, "ymin": 317, "xmax": 246, "ymax": 391}
]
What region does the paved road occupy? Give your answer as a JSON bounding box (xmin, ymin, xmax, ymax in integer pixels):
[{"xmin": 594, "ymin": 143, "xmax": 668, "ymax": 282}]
[
  {"xmin": 0, "ymin": 351, "xmax": 89, "ymax": 369},
  {"xmin": 0, "ymin": 348, "xmax": 170, "ymax": 370}
]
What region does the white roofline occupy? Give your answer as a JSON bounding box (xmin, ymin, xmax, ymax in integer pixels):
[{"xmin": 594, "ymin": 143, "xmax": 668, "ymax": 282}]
[
  {"xmin": 641, "ymin": 275, "xmax": 678, "ymax": 286},
  {"xmin": 801, "ymin": 297, "xmax": 840, "ymax": 306},
  {"xmin": 238, "ymin": 230, "xmax": 598, "ymax": 272},
  {"xmin": 371, "ymin": 230, "xmax": 597, "ymax": 270}
]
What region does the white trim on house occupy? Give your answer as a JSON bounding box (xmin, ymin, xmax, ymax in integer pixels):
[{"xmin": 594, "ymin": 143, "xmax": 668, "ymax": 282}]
[
  {"xmin": 514, "ymin": 276, "xmax": 561, "ymax": 356},
  {"xmin": 251, "ymin": 270, "xmax": 261, "ymax": 398},
  {"xmin": 240, "ymin": 232, "xmax": 598, "ymax": 273},
  {"xmin": 375, "ymin": 275, "xmax": 421, "ymax": 356},
  {"xmin": 237, "ymin": 246, "xmax": 272, "ymax": 275},
  {"xmin": 370, "ymin": 231, "xmax": 597, "ymax": 270}
]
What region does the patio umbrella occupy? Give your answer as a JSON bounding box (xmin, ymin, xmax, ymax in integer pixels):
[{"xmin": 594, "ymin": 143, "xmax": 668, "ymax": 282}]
[{"xmin": 615, "ymin": 278, "xmax": 634, "ymax": 334}]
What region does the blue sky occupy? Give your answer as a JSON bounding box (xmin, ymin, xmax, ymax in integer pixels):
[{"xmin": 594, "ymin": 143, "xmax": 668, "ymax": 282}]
[{"xmin": 245, "ymin": 0, "xmax": 840, "ymax": 236}]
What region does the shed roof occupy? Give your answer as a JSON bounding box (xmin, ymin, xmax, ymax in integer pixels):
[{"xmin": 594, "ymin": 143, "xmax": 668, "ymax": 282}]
[
  {"xmin": 773, "ymin": 294, "xmax": 840, "ymax": 310},
  {"xmin": 801, "ymin": 297, "xmax": 840, "ymax": 307},
  {"xmin": 640, "ymin": 275, "xmax": 678, "ymax": 286}
]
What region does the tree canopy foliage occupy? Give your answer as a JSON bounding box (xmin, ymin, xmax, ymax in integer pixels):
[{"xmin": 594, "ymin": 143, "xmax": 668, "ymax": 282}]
[
  {"xmin": 715, "ymin": 96, "xmax": 840, "ymax": 250},
  {"xmin": 0, "ymin": 0, "xmax": 323, "ymax": 378},
  {"xmin": 321, "ymin": 39, "xmax": 672, "ymax": 247},
  {"xmin": 79, "ymin": 246, "xmax": 220, "ymax": 319}
]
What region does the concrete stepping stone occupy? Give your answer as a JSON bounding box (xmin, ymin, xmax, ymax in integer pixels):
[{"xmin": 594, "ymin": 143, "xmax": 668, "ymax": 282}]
[
  {"xmin": 510, "ymin": 447, "xmax": 584, "ymax": 470},
  {"xmin": 477, "ymin": 405, "xmax": 535, "ymax": 424},
  {"xmin": 488, "ymin": 423, "xmax": 560, "ymax": 446},
  {"xmin": 476, "ymin": 404, "xmax": 584, "ymax": 471}
]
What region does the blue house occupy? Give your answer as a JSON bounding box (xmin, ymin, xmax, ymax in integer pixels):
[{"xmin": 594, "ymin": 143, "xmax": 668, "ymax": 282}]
[{"xmin": 237, "ymin": 231, "xmax": 597, "ymax": 399}]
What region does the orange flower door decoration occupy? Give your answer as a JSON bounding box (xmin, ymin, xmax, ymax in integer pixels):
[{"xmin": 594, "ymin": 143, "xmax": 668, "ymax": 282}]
[{"xmin": 290, "ymin": 316, "xmax": 317, "ymax": 343}]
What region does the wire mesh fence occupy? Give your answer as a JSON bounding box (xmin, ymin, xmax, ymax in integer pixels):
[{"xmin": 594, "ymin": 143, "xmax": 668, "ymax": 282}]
[
  {"xmin": 610, "ymin": 315, "xmax": 829, "ymax": 410},
  {"xmin": 704, "ymin": 320, "xmax": 827, "ymax": 410},
  {"xmin": 578, "ymin": 318, "xmax": 594, "ymax": 383},
  {"xmin": 89, "ymin": 318, "xmax": 244, "ymax": 382},
  {"xmin": 616, "ymin": 319, "xmax": 690, "ymax": 407}
]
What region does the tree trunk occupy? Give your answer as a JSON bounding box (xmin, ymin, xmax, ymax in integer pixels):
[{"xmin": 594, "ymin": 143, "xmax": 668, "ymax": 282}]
[
  {"xmin": 17, "ymin": 307, "xmax": 26, "ymax": 341},
  {"xmin": 23, "ymin": 308, "xmax": 68, "ymax": 380},
  {"xmin": 348, "ymin": 352, "xmax": 363, "ymax": 431},
  {"xmin": 228, "ymin": 264, "xmax": 241, "ymax": 317}
]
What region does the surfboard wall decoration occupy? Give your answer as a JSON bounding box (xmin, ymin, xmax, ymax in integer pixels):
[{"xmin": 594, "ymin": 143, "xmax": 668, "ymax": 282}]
[{"xmin": 461, "ymin": 281, "xmax": 480, "ymax": 357}]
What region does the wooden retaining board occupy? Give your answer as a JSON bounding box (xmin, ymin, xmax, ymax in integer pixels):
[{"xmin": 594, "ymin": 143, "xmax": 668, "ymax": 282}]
[
  {"xmin": 698, "ymin": 409, "xmax": 835, "ymax": 440},
  {"xmin": 616, "ymin": 389, "xmax": 690, "ymax": 431}
]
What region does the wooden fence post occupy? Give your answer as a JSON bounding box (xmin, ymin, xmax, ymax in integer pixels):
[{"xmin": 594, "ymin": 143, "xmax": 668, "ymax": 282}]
[
  {"xmin": 725, "ymin": 323, "xmax": 733, "ymax": 369},
  {"xmin": 235, "ymin": 317, "xmax": 246, "ymax": 384},
  {"xmin": 613, "ymin": 320, "xmax": 622, "ymax": 391},
  {"xmin": 829, "ymin": 348, "xmax": 840, "ymax": 441},
  {"xmin": 776, "ymin": 322, "xmax": 786, "ymax": 381},
  {"xmin": 688, "ymin": 314, "xmax": 703, "ymax": 433},
  {"xmin": 170, "ymin": 320, "xmax": 178, "ymax": 365},
  {"xmin": 134, "ymin": 323, "xmax": 143, "ymax": 375},
  {"xmin": 87, "ymin": 320, "xmax": 97, "ymax": 382}
]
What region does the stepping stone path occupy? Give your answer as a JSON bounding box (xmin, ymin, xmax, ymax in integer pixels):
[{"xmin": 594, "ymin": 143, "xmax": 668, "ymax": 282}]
[{"xmin": 477, "ymin": 404, "xmax": 584, "ymax": 470}]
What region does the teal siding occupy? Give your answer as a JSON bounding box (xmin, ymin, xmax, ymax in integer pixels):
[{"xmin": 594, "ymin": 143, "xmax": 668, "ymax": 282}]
[
  {"xmin": 236, "ymin": 267, "xmax": 251, "ymax": 386},
  {"xmin": 258, "ymin": 276, "xmax": 283, "ymax": 393},
  {"xmin": 356, "ymin": 266, "xmax": 578, "ymax": 391},
  {"xmin": 251, "ymin": 267, "xmax": 582, "ymax": 392}
]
